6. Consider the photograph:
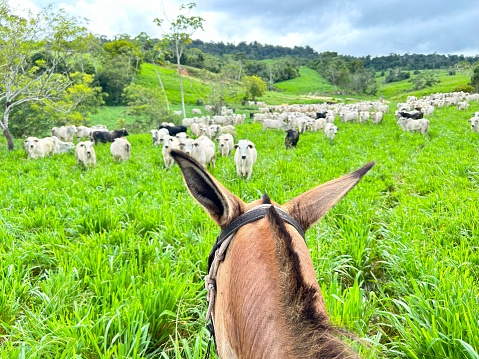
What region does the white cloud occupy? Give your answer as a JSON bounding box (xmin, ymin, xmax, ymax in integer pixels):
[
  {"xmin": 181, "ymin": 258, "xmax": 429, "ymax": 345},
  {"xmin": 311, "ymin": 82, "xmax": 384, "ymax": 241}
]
[{"xmin": 7, "ymin": 0, "xmax": 479, "ymax": 56}]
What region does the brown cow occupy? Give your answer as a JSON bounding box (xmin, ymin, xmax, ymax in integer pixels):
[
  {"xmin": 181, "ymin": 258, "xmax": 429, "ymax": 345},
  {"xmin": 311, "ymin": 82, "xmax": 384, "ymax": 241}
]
[{"xmin": 171, "ymin": 149, "xmax": 374, "ymax": 359}]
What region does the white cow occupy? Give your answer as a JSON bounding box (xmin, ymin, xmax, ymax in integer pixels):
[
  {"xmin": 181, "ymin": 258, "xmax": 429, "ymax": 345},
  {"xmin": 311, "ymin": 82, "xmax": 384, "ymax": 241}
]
[
  {"xmin": 175, "ymin": 132, "xmax": 190, "ymax": 145},
  {"xmin": 262, "ymin": 119, "xmax": 289, "ymax": 131},
  {"xmin": 179, "ymin": 138, "xmax": 195, "ymax": 155},
  {"xmin": 190, "ymin": 136, "xmax": 216, "ymax": 168},
  {"xmin": 110, "ymin": 137, "xmax": 131, "ymax": 162},
  {"xmin": 162, "ymin": 135, "xmax": 180, "ymax": 170},
  {"xmin": 217, "ymin": 125, "xmax": 237, "ymax": 137},
  {"xmin": 23, "ymin": 136, "xmax": 55, "ymax": 159},
  {"xmin": 324, "ymin": 123, "xmax": 338, "ymax": 140},
  {"xmin": 75, "ymin": 141, "xmax": 96, "ymax": 167},
  {"xmin": 151, "ymin": 128, "xmax": 169, "ymax": 146},
  {"xmin": 359, "ymin": 111, "xmax": 370, "ymax": 124},
  {"xmin": 217, "ymin": 133, "xmax": 234, "ymax": 157},
  {"xmin": 312, "ymin": 118, "xmax": 327, "ymax": 132},
  {"xmin": 76, "ymin": 126, "xmax": 93, "ymax": 140},
  {"xmin": 340, "ymin": 111, "xmax": 359, "ymax": 123},
  {"xmin": 50, "ymin": 136, "xmax": 74, "ymax": 154},
  {"xmin": 234, "ymin": 140, "xmax": 257, "ymax": 180},
  {"xmin": 371, "ymin": 111, "xmax": 384, "ymax": 125},
  {"xmin": 190, "ymin": 123, "xmax": 202, "ymax": 137},
  {"xmin": 397, "ymin": 117, "xmax": 430, "ymax": 135},
  {"xmin": 468, "ymin": 117, "xmax": 479, "ymax": 133},
  {"xmin": 52, "ymin": 125, "xmax": 77, "ymax": 142},
  {"xmin": 457, "ymin": 101, "xmax": 469, "ymax": 111},
  {"xmin": 192, "ymin": 108, "xmax": 202, "ymax": 115}
]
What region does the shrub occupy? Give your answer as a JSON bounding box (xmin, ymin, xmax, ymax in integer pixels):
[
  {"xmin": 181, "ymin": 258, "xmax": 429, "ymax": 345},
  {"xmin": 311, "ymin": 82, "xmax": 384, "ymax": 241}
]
[
  {"xmin": 196, "ymin": 98, "xmax": 205, "ymax": 106},
  {"xmin": 452, "ymin": 84, "xmax": 474, "ymax": 93}
]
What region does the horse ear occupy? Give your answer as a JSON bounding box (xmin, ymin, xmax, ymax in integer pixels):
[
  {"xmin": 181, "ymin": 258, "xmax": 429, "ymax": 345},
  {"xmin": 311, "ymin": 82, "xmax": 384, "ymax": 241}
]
[
  {"xmin": 284, "ymin": 162, "xmax": 375, "ymax": 232},
  {"xmin": 170, "ymin": 149, "xmax": 245, "ymax": 229}
]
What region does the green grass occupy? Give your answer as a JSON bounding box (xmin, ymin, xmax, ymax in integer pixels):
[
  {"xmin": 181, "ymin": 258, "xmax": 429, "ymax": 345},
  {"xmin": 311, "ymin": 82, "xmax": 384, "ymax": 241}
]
[
  {"xmin": 1, "ymin": 94, "xmax": 479, "ymax": 358},
  {"xmin": 378, "ymin": 70, "xmax": 471, "ymax": 100}
]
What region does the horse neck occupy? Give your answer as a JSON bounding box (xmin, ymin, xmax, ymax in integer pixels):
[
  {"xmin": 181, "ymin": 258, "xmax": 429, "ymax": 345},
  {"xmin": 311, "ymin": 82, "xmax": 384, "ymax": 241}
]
[{"xmin": 213, "ymin": 214, "xmax": 358, "ymax": 358}]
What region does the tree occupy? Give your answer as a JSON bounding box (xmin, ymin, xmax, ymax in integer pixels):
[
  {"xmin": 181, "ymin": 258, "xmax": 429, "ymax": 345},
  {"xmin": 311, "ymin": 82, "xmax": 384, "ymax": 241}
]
[
  {"xmin": 200, "ymin": 67, "xmax": 239, "ymax": 115},
  {"xmin": 471, "ymin": 63, "xmax": 479, "ymax": 93},
  {"xmin": 123, "ymin": 83, "xmax": 169, "ymax": 130},
  {"xmin": 409, "ymin": 71, "xmax": 440, "ymax": 90},
  {"xmin": 0, "ymin": 1, "xmax": 92, "ymax": 150},
  {"xmin": 98, "ymin": 39, "xmax": 142, "ymax": 105},
  {"xmin": 243, "ymin": 75, "xmax": 267, "ymax": 101},
  {"xmin": 154, "ymin": 3, "xmax": 204, "ymax": 118},
  {"xmin": 9, "ymin": 72, "xmax": 104, "ymax": 137},
  {"xmin": 315, "ymin": 52, "xmax": 351, "ymax": 94},
  {"xmin": 454, "ymin": 61, "xmax": 473, "ymax": 76}
]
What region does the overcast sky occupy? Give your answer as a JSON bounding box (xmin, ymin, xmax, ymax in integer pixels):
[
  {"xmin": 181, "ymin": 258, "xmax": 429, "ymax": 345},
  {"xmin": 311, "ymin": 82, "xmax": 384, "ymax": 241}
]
[{"xmin": 11, "ymin": 0, "xmax": 479, "ymax": 58}]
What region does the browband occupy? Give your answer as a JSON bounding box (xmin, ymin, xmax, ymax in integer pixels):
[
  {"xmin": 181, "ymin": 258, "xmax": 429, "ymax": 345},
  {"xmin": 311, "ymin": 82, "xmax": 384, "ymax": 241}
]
[{"xmin": 207, "ymin": 204, "xmax": 305, "ymax": 271}]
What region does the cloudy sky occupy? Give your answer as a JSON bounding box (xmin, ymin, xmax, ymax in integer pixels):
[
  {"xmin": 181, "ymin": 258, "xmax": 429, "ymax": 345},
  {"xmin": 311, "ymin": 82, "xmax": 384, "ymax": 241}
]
[{"xmin": 10, "ymin": 0, "xmax": 479, "ymax": 58}]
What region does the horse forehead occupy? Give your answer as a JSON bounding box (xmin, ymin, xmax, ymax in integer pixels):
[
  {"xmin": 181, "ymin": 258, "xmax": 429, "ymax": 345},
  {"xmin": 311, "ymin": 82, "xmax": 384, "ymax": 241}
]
[{"xmin": 243, "ymin": 199, "xmax": 281, "ymax": 211}]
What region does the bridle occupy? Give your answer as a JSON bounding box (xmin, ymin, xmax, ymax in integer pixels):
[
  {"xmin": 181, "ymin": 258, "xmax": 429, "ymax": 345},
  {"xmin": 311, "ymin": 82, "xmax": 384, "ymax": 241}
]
[{"xmin": 204, "ymin": 204, "xmax": 305, "ymax": 358}]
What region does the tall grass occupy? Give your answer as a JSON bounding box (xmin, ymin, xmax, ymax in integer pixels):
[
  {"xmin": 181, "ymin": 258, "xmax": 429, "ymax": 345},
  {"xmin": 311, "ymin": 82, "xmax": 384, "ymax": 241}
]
[{"xmin": 1, "ymin": 82, "xmax": 478, "ymax": 357}]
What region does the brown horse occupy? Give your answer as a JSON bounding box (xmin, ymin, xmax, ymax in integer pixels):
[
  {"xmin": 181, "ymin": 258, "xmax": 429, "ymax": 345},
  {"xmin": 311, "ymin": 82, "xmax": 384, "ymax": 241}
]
[{"xmin": 170, "ymin": 149, "xmax": 374, "ymax": 359}]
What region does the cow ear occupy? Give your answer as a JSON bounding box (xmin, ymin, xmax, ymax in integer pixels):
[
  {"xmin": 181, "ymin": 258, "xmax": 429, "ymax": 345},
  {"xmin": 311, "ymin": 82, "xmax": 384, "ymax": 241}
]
[
  {"xmin": 283, "ymin": 162, "xmax": 374, "ymax": 232},
  {"xmin": 234, "ymin": 144, "xmax": 239, "ymax": 149},
  {"xmin": 170, "ymin": 149, "xmax": 245, "ymax": 228}
]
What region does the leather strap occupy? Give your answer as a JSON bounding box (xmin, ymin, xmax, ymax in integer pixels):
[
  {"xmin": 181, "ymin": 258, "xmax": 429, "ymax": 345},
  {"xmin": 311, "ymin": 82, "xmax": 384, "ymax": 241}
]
[{"xmin": 207, "ymin": 204, "xmax": 305, "ymax": 271}]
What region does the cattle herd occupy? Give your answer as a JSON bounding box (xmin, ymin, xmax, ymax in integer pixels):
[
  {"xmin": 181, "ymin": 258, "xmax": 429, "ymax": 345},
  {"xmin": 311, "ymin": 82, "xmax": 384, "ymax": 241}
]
[
  {"xmin": 21, "ymin": 91, "xmax": 478, "ymax": 178},
  {"xmin": 23, "ymin": 124, "xmax": 131, "ymax": 168}
]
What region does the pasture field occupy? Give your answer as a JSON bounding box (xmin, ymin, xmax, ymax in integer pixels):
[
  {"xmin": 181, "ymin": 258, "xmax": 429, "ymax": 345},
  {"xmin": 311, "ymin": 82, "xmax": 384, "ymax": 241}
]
[{"xmin": 1, "ymin": 97, "xmax": 479, "ymax": 358}]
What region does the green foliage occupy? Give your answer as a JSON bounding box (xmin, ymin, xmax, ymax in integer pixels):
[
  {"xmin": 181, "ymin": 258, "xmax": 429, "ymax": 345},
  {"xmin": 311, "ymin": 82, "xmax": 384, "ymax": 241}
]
[
  {"xmin": 315, "ymin": 53, "xmax": 377, "ymax": 95},
  {"xmin": 195, "ymin": 98, "xmax": 204, "ymax": 106},
  {"xmin": 471, "ymin": 64, "xmax": 479, "ymax": 92},
  {"xmin": 384, "ymin": 69, "xmax": 411, "ymax": 83},
  {"xmin": 409, "ymin": 70, "xmax": 440, "ymax": 90},
  {"xmin": 451, "ymin": 84, "xmax": 474, "ymax": 93},
  {"xmin": 9, "ymin": 72, "xmax": 104, "ymax": 137},
  {"xmin": 0, "ymin": 2, "xmax": 97, "ymax": 148},
  {"xmin": 98, "ymin": 56, "xmax": 136, "ymax": 105},
  {"xmin": 123, "ymin": 83, "xmax": 169, "ymax": 131},
  {"xmin": 242, "ymin": 75, "xmax": 267, "ymax": 101}
]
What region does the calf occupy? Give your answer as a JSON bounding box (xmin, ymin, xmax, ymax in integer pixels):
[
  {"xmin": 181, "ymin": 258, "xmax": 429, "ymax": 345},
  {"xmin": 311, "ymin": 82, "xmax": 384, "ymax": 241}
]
[{"xmin": 284, "ymin": 129, "xmax": 299, "ymax": 149}]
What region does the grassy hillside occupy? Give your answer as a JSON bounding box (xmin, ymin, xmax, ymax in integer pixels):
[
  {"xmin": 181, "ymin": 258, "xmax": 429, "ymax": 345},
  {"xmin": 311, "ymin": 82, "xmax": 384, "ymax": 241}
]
[
  {"xmin": 88, "ymin": 64, "xmax": 472, "ymax": 128},
  {"xmin": 378, "ymin": 70, "xmax": 471, "ymax": 100}
]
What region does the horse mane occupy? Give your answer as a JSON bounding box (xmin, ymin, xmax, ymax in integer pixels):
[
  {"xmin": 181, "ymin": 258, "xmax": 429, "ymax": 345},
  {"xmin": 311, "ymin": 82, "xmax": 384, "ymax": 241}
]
[{"xmin": 266, "ymin": 205, "xmax": 360, "ymax": 359}]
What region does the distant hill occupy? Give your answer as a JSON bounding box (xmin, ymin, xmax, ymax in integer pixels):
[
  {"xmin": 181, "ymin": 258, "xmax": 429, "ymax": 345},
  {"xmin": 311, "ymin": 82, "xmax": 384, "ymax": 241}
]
[
  {"xmin": 187, "ymin": 39, "xmax": 479, "ymax": 71},
  {"xmin": 132, "ymin": 63, "xmax": 471, "ymax": 106}
]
